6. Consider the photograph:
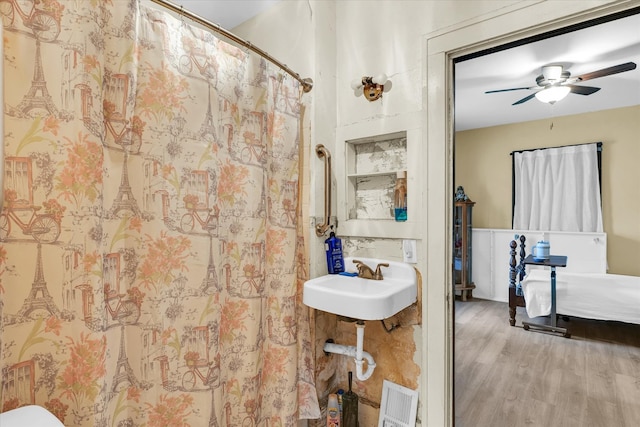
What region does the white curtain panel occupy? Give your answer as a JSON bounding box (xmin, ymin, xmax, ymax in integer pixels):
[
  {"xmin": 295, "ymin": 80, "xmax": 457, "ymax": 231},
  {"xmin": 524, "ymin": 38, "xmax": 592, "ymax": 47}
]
[{"xmin": 513, "ymin": 143, "xmax": 603, "ymax": 232}]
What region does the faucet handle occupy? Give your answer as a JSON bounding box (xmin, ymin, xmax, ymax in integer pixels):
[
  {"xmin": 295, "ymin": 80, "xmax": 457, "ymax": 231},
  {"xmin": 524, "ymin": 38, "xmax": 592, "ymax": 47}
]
[
  {"xmin": 352, "ymin": 260, "xmax": 374, "ymax": 279},
  {"xmin": 374, "ymin": 263, "xmax": 389, "ymax": 280},
  {"xmin": 352, "ymin": 259, "xmax": 365, "ymax": 272}
]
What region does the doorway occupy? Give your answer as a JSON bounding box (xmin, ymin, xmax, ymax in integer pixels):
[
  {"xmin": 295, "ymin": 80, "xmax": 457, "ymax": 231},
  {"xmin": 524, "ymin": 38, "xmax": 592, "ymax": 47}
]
[
  {"xmin": 423, "ymin": 3, "xmax": 640, "ymax": 426},
  {"xmin": 452, "ymin": 7, "xmax": 639, "ymax": 427}
]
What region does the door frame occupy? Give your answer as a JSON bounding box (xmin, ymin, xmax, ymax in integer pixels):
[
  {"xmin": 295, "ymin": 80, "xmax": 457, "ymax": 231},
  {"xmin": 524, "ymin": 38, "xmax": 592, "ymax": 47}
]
[{"xmin": 422, "ymin": 1, "xmax": 638, "ymax": 425}]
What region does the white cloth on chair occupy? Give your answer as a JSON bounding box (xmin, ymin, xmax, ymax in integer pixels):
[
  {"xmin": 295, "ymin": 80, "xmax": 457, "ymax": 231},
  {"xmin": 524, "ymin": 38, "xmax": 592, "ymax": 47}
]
[{"xmin": 0, "ymin": 405, "xmax": 65, "ymax": 427}]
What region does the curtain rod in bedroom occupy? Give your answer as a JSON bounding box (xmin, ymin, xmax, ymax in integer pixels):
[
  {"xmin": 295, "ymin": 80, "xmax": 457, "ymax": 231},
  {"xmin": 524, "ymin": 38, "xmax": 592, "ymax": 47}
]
[
  {"xmin": 149, "ymin": 0, "xmax": 314, "ymax": 93},
  {"xmin": 509, "ymin": 141, "xmax": 602, "ymax": 156}
]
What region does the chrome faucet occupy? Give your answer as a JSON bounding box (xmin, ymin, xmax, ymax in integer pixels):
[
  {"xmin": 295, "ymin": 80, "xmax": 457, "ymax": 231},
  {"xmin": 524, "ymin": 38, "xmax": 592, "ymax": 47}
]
[{"xmin": 353, "ymin": 260, "xmax": 389, "ymax": 280}]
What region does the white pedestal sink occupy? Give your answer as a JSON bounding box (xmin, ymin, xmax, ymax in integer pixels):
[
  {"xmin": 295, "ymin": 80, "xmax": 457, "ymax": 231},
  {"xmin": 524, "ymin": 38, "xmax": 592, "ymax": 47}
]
[{"xmin": 303, "ymin": 257, "xmax": 417, "ymax": 321}]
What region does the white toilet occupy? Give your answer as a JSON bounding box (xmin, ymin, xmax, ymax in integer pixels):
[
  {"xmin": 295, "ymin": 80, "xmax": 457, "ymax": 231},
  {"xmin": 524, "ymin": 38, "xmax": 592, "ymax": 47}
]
[{"xmin": 0, "ymin": 405, "xmax": 65, "ymax": 427}]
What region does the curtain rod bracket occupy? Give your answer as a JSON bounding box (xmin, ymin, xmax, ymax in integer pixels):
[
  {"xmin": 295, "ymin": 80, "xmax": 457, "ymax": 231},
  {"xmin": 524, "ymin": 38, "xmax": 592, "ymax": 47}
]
[{"xmin": 302, "ymin": 78, "xmax": 313, "ymax": 93}]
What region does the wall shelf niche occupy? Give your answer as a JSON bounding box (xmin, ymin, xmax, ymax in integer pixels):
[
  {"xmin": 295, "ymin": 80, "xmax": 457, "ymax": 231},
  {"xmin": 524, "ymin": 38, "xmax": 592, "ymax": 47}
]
[
  {"xmin": 336, "ymin": 115, "xmax": 422, "ymax": 239},
  {"xmin": 346, "ymin": 132, "xmax": 406, "ymax": 220}
]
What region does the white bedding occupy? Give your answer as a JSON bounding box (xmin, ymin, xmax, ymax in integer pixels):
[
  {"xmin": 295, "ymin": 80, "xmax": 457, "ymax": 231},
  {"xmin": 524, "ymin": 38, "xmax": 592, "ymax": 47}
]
[{"xmin": 521, "ymin": 269, "xmax": 640, "ymax": 325}]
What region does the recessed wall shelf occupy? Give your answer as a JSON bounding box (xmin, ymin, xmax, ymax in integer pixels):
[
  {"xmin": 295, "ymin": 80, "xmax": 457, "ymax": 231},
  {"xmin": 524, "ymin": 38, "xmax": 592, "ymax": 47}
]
[
  {"xmin": 336, "ymin": 113, "xmax": 422, "ymax": 239},
  {"xmin": 346, "ymin": 132, "xmax": 406, "ymax": 220}
]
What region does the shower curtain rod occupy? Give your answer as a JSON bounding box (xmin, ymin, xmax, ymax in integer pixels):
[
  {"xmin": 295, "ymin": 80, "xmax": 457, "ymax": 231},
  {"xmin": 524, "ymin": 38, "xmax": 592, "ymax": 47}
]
[{"xmin": 149, "ymin": 0, "xmax": 314, "ymax": 93}]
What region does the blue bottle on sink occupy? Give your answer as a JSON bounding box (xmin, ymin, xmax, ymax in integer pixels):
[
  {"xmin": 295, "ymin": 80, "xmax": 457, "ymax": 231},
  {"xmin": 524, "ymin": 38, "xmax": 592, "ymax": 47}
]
[{"xmin": 325, "ymin": 226, "xmax": 345, "ymax": 274}]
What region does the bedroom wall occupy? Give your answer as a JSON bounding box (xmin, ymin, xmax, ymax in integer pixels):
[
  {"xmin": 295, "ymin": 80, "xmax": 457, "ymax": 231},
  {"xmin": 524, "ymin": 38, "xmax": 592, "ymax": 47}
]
[{"xmin": 455, "ymin": 105, "xmax": 640, "ymax": 276}]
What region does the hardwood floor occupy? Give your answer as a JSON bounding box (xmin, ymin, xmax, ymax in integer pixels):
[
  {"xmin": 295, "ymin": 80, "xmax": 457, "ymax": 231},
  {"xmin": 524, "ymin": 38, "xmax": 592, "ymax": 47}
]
[{"xmin": 454, "ymin": 298, "xmax": 640, "ymax": 427}]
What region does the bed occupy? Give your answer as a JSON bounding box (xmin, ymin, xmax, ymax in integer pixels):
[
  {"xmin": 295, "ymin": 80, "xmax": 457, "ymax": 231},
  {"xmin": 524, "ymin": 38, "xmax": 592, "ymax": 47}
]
[{"xmin": 508, "ymin": 235, "xmax": 640, "ymax": 327}]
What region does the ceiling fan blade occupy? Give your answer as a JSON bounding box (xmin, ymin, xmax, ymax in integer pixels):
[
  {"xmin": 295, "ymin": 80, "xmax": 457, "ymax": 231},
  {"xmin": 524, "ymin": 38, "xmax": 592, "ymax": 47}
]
[
  {"xmin": 485, "ymin": 87, "xmax": 535, "ymax": 94},
  {"xmin": 512, "ymin": 93, "xmax": 536, "ymax": 105},
  {"xmin": 575, "ymin": 62, "xmax": 637, "ymax": 82},
  {"xmin": 568, "ymin": 85, "xmax": 601, "ymax": 95}
]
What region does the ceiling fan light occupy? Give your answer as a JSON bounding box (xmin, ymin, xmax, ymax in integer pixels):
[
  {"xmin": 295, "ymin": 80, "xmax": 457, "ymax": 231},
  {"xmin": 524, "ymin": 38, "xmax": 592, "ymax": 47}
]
[{"xmin": 535, "ymin": 85, "xmax": 571, "ymax": 104}]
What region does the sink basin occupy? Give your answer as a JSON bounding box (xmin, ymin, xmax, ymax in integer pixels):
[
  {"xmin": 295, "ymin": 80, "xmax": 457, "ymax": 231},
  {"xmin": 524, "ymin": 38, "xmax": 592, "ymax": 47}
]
[{"xmin": 303, "ymin": 257, "xmax": 417, "ymax": 320}]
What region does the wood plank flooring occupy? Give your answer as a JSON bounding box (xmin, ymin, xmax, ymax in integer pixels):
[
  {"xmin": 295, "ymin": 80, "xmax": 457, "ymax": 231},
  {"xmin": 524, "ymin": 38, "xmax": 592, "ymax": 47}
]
[{"xmin": 454, "ymin": 299, "xmax": 640, "ymax": 427}]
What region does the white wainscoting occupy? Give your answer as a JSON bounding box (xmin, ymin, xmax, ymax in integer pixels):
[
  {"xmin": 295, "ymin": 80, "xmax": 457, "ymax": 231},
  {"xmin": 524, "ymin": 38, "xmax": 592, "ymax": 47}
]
[{"xmin": 471, "ymin": 229, "xmax": 607, "ymax": 302}]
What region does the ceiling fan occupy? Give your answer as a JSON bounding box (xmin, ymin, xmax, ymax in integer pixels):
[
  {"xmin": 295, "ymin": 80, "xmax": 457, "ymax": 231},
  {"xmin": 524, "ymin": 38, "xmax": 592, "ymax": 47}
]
[{"xmin": 485, "ymin": 61, "xmax": 637, "ymax": 105}]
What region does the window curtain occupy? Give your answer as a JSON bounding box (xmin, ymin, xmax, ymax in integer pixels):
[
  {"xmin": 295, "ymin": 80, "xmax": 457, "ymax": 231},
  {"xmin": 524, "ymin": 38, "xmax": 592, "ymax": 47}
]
[
  {"xmin": 513, "ymin": 143, "xmax": 603, "ymax": 232},
  {"xmin": 0, "ymin": 1, "xmax": 319, "ymax": 426}
]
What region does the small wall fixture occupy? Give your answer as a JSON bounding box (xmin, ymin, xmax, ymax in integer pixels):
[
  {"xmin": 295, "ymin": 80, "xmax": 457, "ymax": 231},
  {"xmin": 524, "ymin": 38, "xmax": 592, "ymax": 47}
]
[
  {"xmin": 351, "ymin": 74, "xmax": 391, "ymax": 101},
  {"xmin": 535, "ymin": 85, "xmax": 570, "ymax": 104}
]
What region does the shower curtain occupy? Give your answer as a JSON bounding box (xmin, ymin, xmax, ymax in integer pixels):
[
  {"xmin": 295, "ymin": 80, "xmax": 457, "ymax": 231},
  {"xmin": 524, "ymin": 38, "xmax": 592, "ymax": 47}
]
[{"xmin": 0, "ymin": 1, "xmax": 319, "ymax": 426}]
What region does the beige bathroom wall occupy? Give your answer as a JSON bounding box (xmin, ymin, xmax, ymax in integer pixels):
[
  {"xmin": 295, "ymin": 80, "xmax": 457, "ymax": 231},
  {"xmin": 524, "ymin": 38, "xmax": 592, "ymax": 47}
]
[
  {"xmin": 455, "ymin": 105, "xmax": 640, "ymax": 276},
  {"xmin": 234, "ymin": 1, "xmax": 635, "ymax": 426},
  {"xmin": 239, "ymin": 1, "xmax": 529, "ymax": 423}
]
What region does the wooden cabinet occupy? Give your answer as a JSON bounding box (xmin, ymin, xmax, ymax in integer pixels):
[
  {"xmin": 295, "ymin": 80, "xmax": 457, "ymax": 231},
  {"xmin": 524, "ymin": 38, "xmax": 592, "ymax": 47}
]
[{"xmin": 453, "ymin": 190, "xmax": 475, "ymax": 301}]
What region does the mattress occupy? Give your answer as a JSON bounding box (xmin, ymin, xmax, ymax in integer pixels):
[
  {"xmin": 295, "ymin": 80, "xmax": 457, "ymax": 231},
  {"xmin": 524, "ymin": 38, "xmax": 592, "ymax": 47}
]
[{"xmin": 521, "ymin": 269, "xmax": 640, "ymax": 325}]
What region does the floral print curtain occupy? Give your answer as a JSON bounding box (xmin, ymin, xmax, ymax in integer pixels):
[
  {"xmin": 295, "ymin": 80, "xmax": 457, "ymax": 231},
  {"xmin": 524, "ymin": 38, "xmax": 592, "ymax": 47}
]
[{"xmin": 0, "ymin": 0, "xmax": 319, "ymax": 425}]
